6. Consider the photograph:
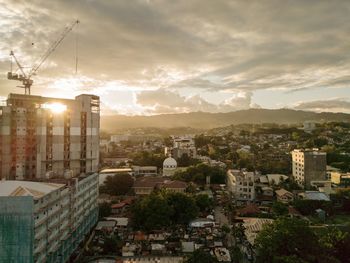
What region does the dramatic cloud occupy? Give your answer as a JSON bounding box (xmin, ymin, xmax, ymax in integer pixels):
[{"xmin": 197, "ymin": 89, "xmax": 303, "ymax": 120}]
[
  {"xmin": 136, "ymin": 89, "xmax": 256, "ymax": 114},
  {"xmin": 295, "ymin": 98, "xmax": 350, "ymax": 113},
  {"xmin": 0, "ymin": 0, "xmax": 350, "ymax": 114}
]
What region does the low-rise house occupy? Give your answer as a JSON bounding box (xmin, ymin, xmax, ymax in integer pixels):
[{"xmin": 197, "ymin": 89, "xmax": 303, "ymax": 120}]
[
  {"xmin": 330, "ymin": 172, "xmax": 350, "ymax": 186},
  {"xmin": 237, "ymin": 203, "xmax": 260, "ymax": 217},
  {"xmin": 95, "ymin": 221, "xmax": 116, "ymax": 233},
  {"xmin": 111, "ymin": 197, "xmax": 135, "ymax": 214},
  {"xmin": 181, "ymin": 241, "xmax": 195, "ymax": 253},
  {"xmin": 242, "ymin": 218, "xmax": 274, "ymax": 245},
  {"xmin": 214, "ymin": 247, "xmax": 231, "ymax": 262},
  {"xmin": 261, "ymin": 186, "xmax": 273, "ymax": 196},
  {"xmin": 151, "ymin": 244, "xmax": 166, "ymax": 255},
  {"xmin": 189, "ymin": 218, "xmax": 215, "ymax": 228},
  {"xmin": 133, "ymin": 166, "xmax": 158, "ymax": 177},
  {"xmin": 122, "ymin": 243, "xmax": 138, "ymax": 257},
  {"xmin": 298, "ymin": 191, "xmax": 330, "ymax": 201},
  {"xmin": 103, "ymin": 217, "xmax": 129, "ymax": 229},
  {"xmin": 259, "ymin": 174, "xmax": 288, "ymax": 185},
  {"xmin": 275, "ymin": 188, "xmax": 294, "ymax": 203},
  {"xmin": 122, "ymin": 256, "xmax": 184, "ymax": 263},
  {"xmin": 133, "ymin": 177, "xmax": 187, "ymax": 195}
]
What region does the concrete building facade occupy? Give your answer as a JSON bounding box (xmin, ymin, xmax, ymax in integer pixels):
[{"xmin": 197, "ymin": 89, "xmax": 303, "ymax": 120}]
[
  {"xmin": 0, "ymin": 93, "xmax": 100, "ymax": 180},
  {"xmin": 227, "ymin": 169, "xmax": 255, "ymax": 203},
  {"xmin": 291, "ymin": 149, "xmax": 327, "ymax": 187},
  {"xmin": 166, "ymin": 136, "xmax": 197, "ymax": 159},
  {"xmin": 0, "ymin": 173, "xmax": 99, "ymax": 263}
]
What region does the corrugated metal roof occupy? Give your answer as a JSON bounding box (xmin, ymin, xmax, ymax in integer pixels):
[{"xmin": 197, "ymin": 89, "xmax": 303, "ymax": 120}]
[{"xmin": 0, "ymin": 180, "xmax": 65, "ymax": 199}]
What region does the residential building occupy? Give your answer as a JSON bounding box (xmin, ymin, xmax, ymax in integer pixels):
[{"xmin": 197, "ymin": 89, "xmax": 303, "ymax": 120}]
[
  {"xmin": 133, "ymin": 177, "xmax": 187, "ymax": 195},
  {"xmin": 132, "ymin": 166, "xmax": 158, "ymax": 177},
  {"xmin": 0, "ymin": 93, "xmax": 100, "ymax": 180},
  {"xmin": 291, "ymin": 149, "xmax": 327, "ymax": 187},
  {"xmin": 331, "ymin": 172, "xmax": 350, "ymax": 186},
  {"xmin": 168, "ymin": 136, "xmax": 197, "ymax": 159},
  {"xmin": 242, "ymin": 218, "xmax": 274, "ymax": 245},
  {"xmin": 227, "ymin": 169, "xmax": 255, "ymax": 203},
  {"xmin": 0, "ymin": 173, "xmax": 99, "ymax": 263},
  {"xmin": 297, "ymin": 191, "xmax": 330, "ymax": 201},
  {"xmin": 275, "ymin": 188, "xmax": 294, "ymax": 204}
]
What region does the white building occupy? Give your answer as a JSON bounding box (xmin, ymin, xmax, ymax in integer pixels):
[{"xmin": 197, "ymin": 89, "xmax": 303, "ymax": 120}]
[
  {"xmin": 0, "ymin": 173, "xmax": 99, "ymax": 263},
  {"xmin": 291, "ymin": 149, "xmax": 327, "ymax": 187},
  {"xmin": 227, "ymin": 169, "xmax": 255, "ymax": 202},
  {"xmin": 162, "ymin": 156, "xmax": 178, "ymax": 176}
]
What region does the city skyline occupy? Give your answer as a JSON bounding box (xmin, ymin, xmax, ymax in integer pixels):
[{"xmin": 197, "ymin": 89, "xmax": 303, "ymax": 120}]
[{"xmin": 1, "ymin": 0, "xmax": 350, "ymax": 115}]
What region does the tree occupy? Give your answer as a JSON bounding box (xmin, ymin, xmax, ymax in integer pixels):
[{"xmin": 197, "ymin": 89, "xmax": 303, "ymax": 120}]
[
  {"xmin": 195, "ymin": 194, "xmax": 213, "ymax": 213},
  {"xmin": 99, "ymin": 202, "xmax": 111, "ymax": 219},
  {"xmin": 100, "ymin": 173, "xmax": 134, "ymax": 196},
  {"xmin": 185, "ymin": 249, "xmax": 218, "ymax": 263},
  {"xmin": 167, "ymin": 192, "xmax": 199, "ymax": 225},
  {"xmin": 319, "ymin": 227, "xmax": 350, "ymax": 263},
  {"xmin": 131, "ymin": 191, "xmax": 199, "ymax": 230},
  {"xmin": 272, "ymin": 202, "xmax": 288, "ymax": 216},
  {"xmin": 131, "ymin": 192, "xmax": 173, "ymax": 231},
  {"xmin": 255, "ymin": 218, "xmax": 322, "ymax": 263},
  {"xmin": 230, "ymin": 245, "xmax": 243, "ymax": 263},
  {"xmin": 103, "ymin": 234, "xmax": 122, "ymax": 254},
  {"xmin": 173, "ymin": 163, "xmax": 226, "ymax": 185}
]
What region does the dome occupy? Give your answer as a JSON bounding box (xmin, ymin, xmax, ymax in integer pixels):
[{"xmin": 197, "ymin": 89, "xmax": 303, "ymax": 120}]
[{"xmin": 163, "ymin": 157, "xmax": 177, "ymax": 169}]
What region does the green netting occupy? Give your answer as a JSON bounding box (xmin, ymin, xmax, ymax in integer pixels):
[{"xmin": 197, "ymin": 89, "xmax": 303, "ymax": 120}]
[{"xmin": 0, "ymin": 197, "xmax": 34, "ymax": 263}]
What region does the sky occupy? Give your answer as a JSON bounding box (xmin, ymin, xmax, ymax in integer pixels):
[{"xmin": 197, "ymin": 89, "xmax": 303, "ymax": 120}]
[{"xmin": 1, "ymin": 0, "xmax": 350, "ymax": 115}]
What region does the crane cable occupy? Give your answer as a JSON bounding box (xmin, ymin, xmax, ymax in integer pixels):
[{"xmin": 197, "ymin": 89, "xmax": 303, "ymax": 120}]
[{"xmin": 75, "ymin": 19, "xmax": 79, "ymax": 75}]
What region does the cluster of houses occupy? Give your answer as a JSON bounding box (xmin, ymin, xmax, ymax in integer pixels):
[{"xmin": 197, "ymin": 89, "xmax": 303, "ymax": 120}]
[{"xmin": 93, "ymin": 184, "xmax": 234, "ymax": 262}]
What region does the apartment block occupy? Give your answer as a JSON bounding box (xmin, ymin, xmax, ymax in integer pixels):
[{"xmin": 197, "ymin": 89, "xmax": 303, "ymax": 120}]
[
  {"xmin": 291, "ymin": 149, "xmax": 327, "ymax": 187},
  {"xmin": 0, "ymin": 173, "xmax": 99, "ymax": 263},
  {"xmin": 0, "ymin": 93, "xmax": 100, "ymax": 180},
  {"xmin": 227, "ymin": 169, "xmax": 255, "ymax": 203},
  {"xmin": 167, "ymin": 136, "xmax": 197, "ymax": 159}
]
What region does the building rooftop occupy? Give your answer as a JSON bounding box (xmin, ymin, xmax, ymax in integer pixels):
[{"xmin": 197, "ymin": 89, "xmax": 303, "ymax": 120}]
[
  {"xmin": 99, "ymin": 168, "xmax": 133, "ymax": 174},
  {"xmin": 0, "ymin": 180, "xmax": 65, "ymax": 199},
  {"xmin": 299, "ymin": 191, "xmax": 330, "ymax": 201}
]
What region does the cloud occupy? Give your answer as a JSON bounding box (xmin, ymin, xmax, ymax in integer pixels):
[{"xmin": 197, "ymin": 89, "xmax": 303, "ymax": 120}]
[
  {"xmin": 136, "ymin": 89, "xmax": 256, "ymax": 114},
  {"xmin": 1, "ymin": 0, "xmax": 350, "ymax": 114},
  {"xmin": 294, "ymin": 98, "xmax": 350, "ymax": 113}
]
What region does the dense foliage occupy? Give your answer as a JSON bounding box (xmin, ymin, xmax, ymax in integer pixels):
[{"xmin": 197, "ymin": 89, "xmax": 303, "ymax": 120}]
[
  {"xmin": 130, "ymin": 151, "xmax": 166, "ymax": 168},
  {"xmin": 99, "ymin": 173, "xmax": 134, "ymax": 196},
  {"xmin": 185, "ymin": 249, "xmax": 219, "ymax": 263},
  {"xmin": 255, "ymin": 218, "xmax": 350, "ymax": 263},
  {"xmin": 131, "ymin": 191, "xmax": 199, "ymax": 231},
  {"xmin": 173, "ymin": 163, "xmax": 226, "ymax": 185}
]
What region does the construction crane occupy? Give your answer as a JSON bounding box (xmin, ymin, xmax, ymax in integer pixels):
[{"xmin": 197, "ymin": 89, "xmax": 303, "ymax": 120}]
[{"xmin": 7, "ymin": 19, "xmax": 79, "ymax": 95}]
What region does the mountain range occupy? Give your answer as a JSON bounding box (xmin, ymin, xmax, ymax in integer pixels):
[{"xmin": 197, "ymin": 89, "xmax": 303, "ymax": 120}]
[{"xmin": 100, "ymin": 109, "xmax": 350, "ymax": 131}]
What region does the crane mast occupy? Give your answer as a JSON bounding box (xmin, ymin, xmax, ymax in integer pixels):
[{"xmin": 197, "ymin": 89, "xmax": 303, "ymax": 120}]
[{"xmin": 7, "ymin": 19, "xmax": 79, "ymax": 95}]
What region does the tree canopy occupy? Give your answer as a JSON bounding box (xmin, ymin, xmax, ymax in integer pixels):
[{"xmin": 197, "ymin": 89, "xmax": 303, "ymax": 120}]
[
  {"xmin": 173, "ymin": 163, "xmax": 226, "ymax": 185},
  {"xmin": 99, "ymin": 173, "xmax": 134, "ymax": 196},
  {"xmin": 185, "ymin": 249, "xmax": 218, "ymax": 263},
  {"xmin": 255, "ymin": 217, "xmax": 350, "ymax": 263},
  {"xmin": 131, "ymin": 191, "xmax": 199, "ymax": 231}
]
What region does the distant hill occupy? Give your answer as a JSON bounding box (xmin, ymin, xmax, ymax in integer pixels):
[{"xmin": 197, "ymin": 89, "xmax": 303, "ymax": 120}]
[{"xmin": 101, "ymin": 109, "xmax": 350, "ymax": 132}]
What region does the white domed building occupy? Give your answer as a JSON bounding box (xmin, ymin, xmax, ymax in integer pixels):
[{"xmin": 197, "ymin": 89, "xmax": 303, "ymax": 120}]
[{"xmin": 162, "ymin": 156, "xmax": 177, "ymax": 176}]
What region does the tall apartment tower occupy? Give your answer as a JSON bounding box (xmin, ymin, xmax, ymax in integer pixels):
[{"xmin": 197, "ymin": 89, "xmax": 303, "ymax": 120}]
[
  {"xmin": 0, "ymin": 93, "xmax": 100, "ymax": 180},
  {"xmin": 291, "ymin": 149, "xmax": 327, "ymax": 187}
]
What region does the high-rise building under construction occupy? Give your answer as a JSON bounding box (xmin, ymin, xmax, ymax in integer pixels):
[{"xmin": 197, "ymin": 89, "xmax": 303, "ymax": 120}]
[{"xmin": 0, "ymin": 93, "xmax": 100, "ymax": 180}]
